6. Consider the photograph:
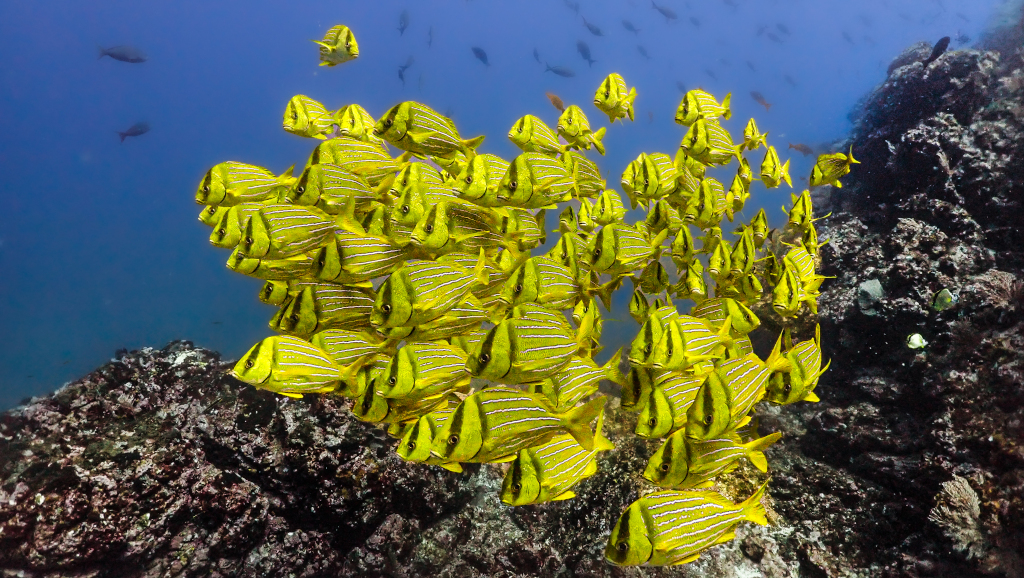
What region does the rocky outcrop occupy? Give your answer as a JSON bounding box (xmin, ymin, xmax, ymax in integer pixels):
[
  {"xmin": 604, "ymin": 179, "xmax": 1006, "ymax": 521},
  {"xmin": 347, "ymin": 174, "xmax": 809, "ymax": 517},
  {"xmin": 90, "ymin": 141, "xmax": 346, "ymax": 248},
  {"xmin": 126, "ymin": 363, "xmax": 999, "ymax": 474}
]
[{"xmin": 2, "ymin": 41, "xmax": 1024, "ymax": 578}]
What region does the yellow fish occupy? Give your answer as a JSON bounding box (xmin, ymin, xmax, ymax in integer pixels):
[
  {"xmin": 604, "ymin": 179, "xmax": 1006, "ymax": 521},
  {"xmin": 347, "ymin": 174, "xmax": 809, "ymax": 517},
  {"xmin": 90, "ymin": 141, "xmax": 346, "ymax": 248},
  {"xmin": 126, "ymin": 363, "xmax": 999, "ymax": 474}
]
[{"xmin": 810, "ymin": 146, "xmax": 859, "ymax": 188}]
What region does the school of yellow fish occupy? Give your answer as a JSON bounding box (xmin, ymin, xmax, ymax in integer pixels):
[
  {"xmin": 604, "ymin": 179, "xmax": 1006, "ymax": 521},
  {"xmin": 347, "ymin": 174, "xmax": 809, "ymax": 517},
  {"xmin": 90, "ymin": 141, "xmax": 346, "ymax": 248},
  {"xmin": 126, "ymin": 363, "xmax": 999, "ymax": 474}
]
[{"xmin": 192, "ymin": 24, "xmax": 854, "ymax": 567}]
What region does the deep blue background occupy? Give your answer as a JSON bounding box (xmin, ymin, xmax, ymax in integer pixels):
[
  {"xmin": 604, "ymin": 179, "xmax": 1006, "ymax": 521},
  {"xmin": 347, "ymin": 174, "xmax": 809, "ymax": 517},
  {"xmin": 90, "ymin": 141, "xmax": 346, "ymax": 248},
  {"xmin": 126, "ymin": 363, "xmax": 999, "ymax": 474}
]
[{"xmin": 0, "ymin": 0, "xmax": 999, "ymax": 408}]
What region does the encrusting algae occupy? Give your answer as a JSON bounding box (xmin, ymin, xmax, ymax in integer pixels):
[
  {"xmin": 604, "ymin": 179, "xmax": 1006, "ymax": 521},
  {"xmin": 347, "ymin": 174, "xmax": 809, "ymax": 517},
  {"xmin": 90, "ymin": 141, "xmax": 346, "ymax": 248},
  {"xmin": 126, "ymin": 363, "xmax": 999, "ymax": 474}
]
[{"xmin": 193, "ymin": 23, "xmax": 845, "ymax": 567}]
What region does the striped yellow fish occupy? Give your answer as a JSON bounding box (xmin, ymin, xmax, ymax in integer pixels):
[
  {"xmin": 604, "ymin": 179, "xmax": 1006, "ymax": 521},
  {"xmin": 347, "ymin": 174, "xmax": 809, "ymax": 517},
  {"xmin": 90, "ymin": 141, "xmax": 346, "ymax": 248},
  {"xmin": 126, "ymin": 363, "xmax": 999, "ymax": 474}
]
[
  {"xmin": 195, "ymin": 161, "xmax": 294, "ymax": 206},
  {"xmin": 455, "ymin": 153, "xmax": 510, "ymax": 207},
  {"xmin": 644, "ymin": 199, "xmax": 684, "ymax": 238},
  {"xmin": 765, "ymin": 325, "xmax": 829, "ymax": 404},
  {"xmin": 312, "ymin": 229, "xmax": 413, "ymax": 287},
  {"xmin": 690, "ymin": 298, "xmax": 760, "ymax": 337},
  {"xmin": 466, "ymin": 316, "xmax": 590, "ymax": 384},
  {"xmin": 239, "ymin": 204, "xmax": 335, "ymax": 259},
  {"xmin": 741, "ymin": 117, "xmax": 768, "ymax": 151},
  {"xmin": 270, "ymin": 284, "xmax": 375, "ymax": 337},
  {"xmin": 593, "ymin": 189, "xmax": 628, "ymax": 226},
  {"xmin": 374, "ymin": 101, "xmax": 485, "ymax": 160},
  {"xmin": 645, "ymin": 430, "xmax": 782, "ymax": 489},
  {"xmin": 497, "ymin": 153, "xmax": 578, "ymax": 209},
  {"xmin": 499, "ymin": 207, "xmax": 547, "ymax": 252},
  {"xmin": 259, "ymin": 279, "xmax": 316, "ymax": 307},
  {"xmin": 309, "ymin": 329, "xmax": 390, "ymax": 396},
  {"xmin": 557, "ymin": 105, "xmax": 607, "ymax": 155},
  {"xmin": 759, "ymin": 145, "xmax": 792, "ymax": 188},
  {"xmin": 314, "ymin": 24, "xmax": 359, "ymax": 67},
  {"xmin": 352, "ymin": 380, "xmax": 456, "ymax": 429},
  {"xmin": 605, "ymin": 483, "xmax": 769, "ymax": 566},
  {"xmin": 593, "ymin": 73, "xmax": 637, "ymax": 123},
  {"xmin": 588, "ymin": 223, "xmax": 667, "ymax": 277},
  {"xmin": 576, "ymin": 197, "xmax": 597, "ymax": 233},
  {"xmin": 371, "ymin": 254, "xmax": 487, "ymax": 328},
  {"xmin": 678, "ymin": 118, "xmax": 742, "ymax": 167},
  {"xmin": 669, "ymin": 225, "xmax": 696, "ymax": 274},
  {"xmin": 283, "ymin": 94, "xmax": 336, "ymax": 139},
  {"xmin": 198, "ymin": 204, "xmax": 228, "ymax": 228},
  {"xmin": 379, "ymin": 341, "xmax": 471, "ymax": 401},
  {"xmin": 226, "ymin": 247, "xmax": 316, "ymax": 281},
  {"xmin": 333, "ymin": 104, "xmax": 381, "ymax": 145},
  {"xmin": 231, "ymin": 335, "xmax": 360, "ymax": 398},
  {"xmin": 508, "ymin": 115, "xmax": 568, "ymax": 156},
  {"xmin": 809, "ymin": 146, "xmax": 858, "ymax": 188},
  {"xmin": 674, "ymin": 89, "xmax": 731, "ymax": 127},
  {"xmin": 685, "ymin": 353, "xmax": 770, "ymax": 440},
  {"xmin": 305, "ymin": 137, "xmax": 400, "ymax": 188},
  {"xmin": 671, "ymin": 259, "xmax": 708, "ymax": 303},
  {"xmin": 560, "ymin": 150, "xmax": 606, "ymax": 198},
  {"xmin": 635, "ymin": 371, "xmax": 710, "ymax": 438},
  {"xmin": 430, "ymin": 386, "xmax": 605, "ymax": 463},
  {"xmin": 287, "ymin": 164, "xmax": 377, "ymax": 215},
  {"xmin": 501, "ymin": 413, "xmax": 614, "ymax": 506},
  {"xmin": 209, "ymin": 202, "xmax": 270, "ymax": 249},
  {"xmin": 648, "ymin": 316, "xmax": 732, "ymax": 371},
  {"xmin": 410, "ymin": 200, "xmax": 506, "ymax": 257},
  {"xmin": 621, "ymin": 153, "xmax": 679, "ymax": 209},
  {"xmin": 378, "ymin": 293, "xmax": 494, "ymax": 345},
  {"xmin": 628, "ymin": 305, "xmax": 679, "ymax": 366}
]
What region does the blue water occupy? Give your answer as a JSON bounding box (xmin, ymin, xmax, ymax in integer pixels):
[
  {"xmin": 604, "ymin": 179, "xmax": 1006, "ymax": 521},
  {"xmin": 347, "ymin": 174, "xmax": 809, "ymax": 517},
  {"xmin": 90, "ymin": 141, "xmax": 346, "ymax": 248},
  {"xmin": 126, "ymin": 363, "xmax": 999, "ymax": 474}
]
[{"xmin": 0, "ymin": 0, "xmax": 1000, "ymax": 409}]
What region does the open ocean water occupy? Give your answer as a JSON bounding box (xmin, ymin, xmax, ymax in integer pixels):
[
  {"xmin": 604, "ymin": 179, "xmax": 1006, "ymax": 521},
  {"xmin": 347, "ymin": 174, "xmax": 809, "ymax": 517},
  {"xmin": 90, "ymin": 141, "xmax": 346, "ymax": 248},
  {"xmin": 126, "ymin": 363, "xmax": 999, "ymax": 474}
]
[{"xmin": 0, "ymin": 0, "xmax": 1007, "ymax": 410}]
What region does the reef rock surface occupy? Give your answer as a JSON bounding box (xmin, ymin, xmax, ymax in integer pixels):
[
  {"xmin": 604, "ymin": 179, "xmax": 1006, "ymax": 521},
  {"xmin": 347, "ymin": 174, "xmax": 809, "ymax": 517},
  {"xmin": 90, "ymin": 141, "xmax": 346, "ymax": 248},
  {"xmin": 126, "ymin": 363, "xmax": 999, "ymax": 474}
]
[{"xmin": 2, "ymin": 42, "xmax": 1024, "ymax": 578}]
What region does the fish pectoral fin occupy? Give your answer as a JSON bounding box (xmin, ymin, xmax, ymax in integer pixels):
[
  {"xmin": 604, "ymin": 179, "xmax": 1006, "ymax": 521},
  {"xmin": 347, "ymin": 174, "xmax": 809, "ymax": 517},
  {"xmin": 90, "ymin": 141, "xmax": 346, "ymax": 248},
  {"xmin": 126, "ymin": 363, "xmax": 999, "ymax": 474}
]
[
  {"xmin": 803, "ymin": 390, "xmax": 821, "ymax": 403},
  {"xmin": 408, "ymin": 131, "xmax": 440, "ymax": 144},
  {"xmin": 490, "ymin": 454, "xmax": 518, "ymax": 463},
  {"xmin": 550, "ymin": 491, "xmax": 576, "ymax": 501},
  {"xmin": 276, "ymin": 391, "xmax": 304, "ymax": 399},
  {"xmin": 439, "ymin": 462, "xmax": 464, "ymax": 473},
  {"xmin": 668, "ymin": 553, "xmax": 702, "ymax": 566}
]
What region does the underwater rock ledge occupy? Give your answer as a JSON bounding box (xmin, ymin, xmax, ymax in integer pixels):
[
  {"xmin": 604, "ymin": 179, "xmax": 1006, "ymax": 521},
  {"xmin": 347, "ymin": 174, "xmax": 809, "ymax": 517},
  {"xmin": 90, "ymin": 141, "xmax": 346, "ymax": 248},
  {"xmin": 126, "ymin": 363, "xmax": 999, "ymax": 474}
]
[{"xmin": 3, "ymin": 41, "xmax": 1024, "ymax": 577}]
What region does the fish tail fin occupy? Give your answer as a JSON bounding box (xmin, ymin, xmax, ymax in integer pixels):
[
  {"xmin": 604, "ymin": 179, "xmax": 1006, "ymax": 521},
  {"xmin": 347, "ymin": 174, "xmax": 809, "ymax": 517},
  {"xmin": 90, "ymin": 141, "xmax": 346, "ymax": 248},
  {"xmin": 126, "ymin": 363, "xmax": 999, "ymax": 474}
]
[
  {"xmin": 97, "ymin": 46, "xmax": 108, "ymax": 59},
  {"xmin": 765, "ymin": 331, "xmax": 788, "ymax": 372},
  {"xmin": 535, "ymin": 208, "xmax": 547, "ymax": 245},
  {"xmin": 847, "ymin": 145, "xmax": 860, "ymax": 164},
  {"xmin": 463, "ymin": 134, "xmax": 486, "ymax": 152},
  {"xmin": 744, "ymin": 432, "xmax": 783, "ymax": 472},
  {"xmin": 781, "ymin": 159, "xmax": 792, "ymax": 187},
  {"xmin": 118, "ymin": 131, "xmax": 126, "ymax": 143},
  {"xmin": 592, "ymin": 126, "xmax": 607, "ymax": 155},
  {"xmin": 626, "ymin": 88, "xmax": 637, "ymax": 121},
  {"xmin": 472, "ymin": 247, "xmax": 488, "ymax": 287},
  {"xmin": 722, "ymin": 92, "xmax": 732, "ymax": 119},
  {"xmin": 595, "ymin": 275, "xmax": 624, "ymax": 312},
  {"xmin": 278, "ymin": 163, "xmax": 296, "ymax": 181},
  {"xmin": 739, "ymin": 480, "xmax": 770, "ymax": 526},
  {"xmin": 600, "ymin": 347, "xmax": 626, "ymax": 386},
  {"xmin": 312, "ymin": 40, "xmax": 331, "ymax": 49},
  {"xmin": 593, "ymin": 411, "xmax": 615, "ymax": 451},
  {"xmin": 560, "ymin": 396, "xmax": 606, "ymax": 451},
  {"xmin": 650, "ymin": 228, "xmax": 669, "ymax": 250},
  {"xmin": 336, "ymin": 196, "xmax": 367, "ymax": 234}
]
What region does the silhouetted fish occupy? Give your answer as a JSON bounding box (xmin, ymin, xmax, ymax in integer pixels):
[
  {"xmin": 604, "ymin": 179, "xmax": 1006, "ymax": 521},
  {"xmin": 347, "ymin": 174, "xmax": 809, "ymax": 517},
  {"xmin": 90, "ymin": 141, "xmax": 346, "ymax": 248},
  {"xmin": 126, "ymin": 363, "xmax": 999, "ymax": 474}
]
[
  {"xmin": 117, "ymin": 122, "xmax": 149, "ymax": 142},
  {"xmin": 788, "ymin": 143, "xmax": 813, "ymax": 156},
  {"xmin": 428, "ymin": 26, "xmax": 433, "ymax": 48},
  {"xmin": 676, "ymin": 81, "xmax": 687, "ymax": 93},
  {"xmin": 704, "ymin": 68, "xmax": 717, "ymax": 80},
  {"xmin": 577, "ymin": 41, "xmax": 596, "ymax": 67},
  {"xmin": 637, "ymin": 45, "xmax": 650, "ymax": 60},
  {"xmin": 690, "ymin": 17, "xmax": 701, "ymax": 28},
  {"xmin": 652, "ymin": 1, "xmax": 677, "ymax": 21},
  {"xmin": 582, "ymin": 17, "xmax": 603, "ymax": 36},
  {"xmin": 622, "ymin": 20, "xmax": 640, "ymax": 35},
  {"xmin": 533, "ymin": 48, "xmax": 541, "ymax": 64},
  {"xmin": 546, "ymin": 92, "xmax": 565, "ymax": 112},
  {"xmin": 750, "ymin": 91, "xmax": 771, "ymax": 111},
  {"xmin": 472, "ymin": 46, "xmax": 489, "ymax": 66},
  {"xmin": 545, "ymin": 63, "xmax": 575, "ymax": 77},
  {"xmin": 922, "ymin": 36, "xmax": 951, "ymax": 67},
  {"xmin": 766, "ymin": 32, "xmax": 783, "ymax": 43},
  {"xmin": 784, "ymin": 74, "xmax": 797, "ymax": 87},
  {"xmin": 97, "ymin": 45, "xmax": 146, "ymax": 63},
  {"xmin": 398, "ymin": 10, "xmax": 410, "ymax": 35},
  {"xmin": 746, "ymin": 60, "xmax": 757, "ymax": 72}
]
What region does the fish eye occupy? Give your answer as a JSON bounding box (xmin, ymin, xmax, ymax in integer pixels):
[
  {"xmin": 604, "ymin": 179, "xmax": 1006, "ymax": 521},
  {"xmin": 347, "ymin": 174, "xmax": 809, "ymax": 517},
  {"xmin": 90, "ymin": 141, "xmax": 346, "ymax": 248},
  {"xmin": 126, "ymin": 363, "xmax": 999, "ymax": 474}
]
[
  {"xmin": 593, "ymin": 248, "xmax": 601, "ymax": 258},
  {"xmin": 448, "ymin": 434, "xmax": 459, "ymax": 445},
  {"xmin": 479, "ymin": 353, "xmax": 490, "ymax": 364},
  {"xmin": 704, "ymin": 415, "xmax": 713, "ymax": 425},
  {"xmin": 509, "ymin": 180, "xmax": 517, "ymax": 191},
  {"xmin": 465, "ymin": 176, "xmax": 473, "ymax": 184},
  {"xmin": 659, "ymin": 463, "xmax": 670, "ymax": 472},
  {"xmin": 317, "ymin": 255, "xmax": 326, "ymax": 268},
  {"xmin": 217, "ymin": 228, "xmax": 226, "ymax": 236},
  {"xmin": 345, "ymin": 42, "xmax": 351, "ymax": 49},
  {"xmin": 647, "ymin": 417, "xmax": 656, "ymax": 427},
  {"xmin": 511, "ymin": 482, "xmax": 521, "ymax": 492},
  {"xmin": 245, "ymin": 237, "xmax": 253, "ymax": 245},
  {"xmin": 385, "ymin": 119, "xmax": 393, "ymax": 127},
  {"xmin": 424, "ymin": 224, "xmax": 433, "ymax": 233},
  {"xmin": 245, "ymin": 360, "xmax": 254, "ymax": 369},
  {"xmin": 604, "ymin": 91, "xmax": 610, "ymax": 98},
  {"xmin": 296, "ymin": 186, "xmax": 305, "ymax": 193},
  {"xmin": 388, "ymin": 376, "xmax": 397, "ymax": 385},
  {"xmin": 206, "ymin": 207, "xmax": 216, "ymax": 214},
  {"xmin": 203, "ymin": 186, "xmax": 210, "ymax": 193},
  {"xmin": 401, "ymin": 205, "xmax": 410, "ymax": 214},
  {"xmin": 616, "ymin": 542, "xmax": 628, "ymax": 553},
  {"xmin": 514, "ymin": 283, "xmax": 523, "ymax": 294},
  {"xmin": 783, "ymin": 383, "xmax": 792, "ymax": 394},
  {"xmin": 381, "ymin": 304, "xmax": 392, "ymax": 314},
  {"xmin": 407, "ymin": 441, "xmax": 415, "ymax": 450},
  {"xmin": 292, "ymin": 113, "xmax": 297, "ymax": 120}
]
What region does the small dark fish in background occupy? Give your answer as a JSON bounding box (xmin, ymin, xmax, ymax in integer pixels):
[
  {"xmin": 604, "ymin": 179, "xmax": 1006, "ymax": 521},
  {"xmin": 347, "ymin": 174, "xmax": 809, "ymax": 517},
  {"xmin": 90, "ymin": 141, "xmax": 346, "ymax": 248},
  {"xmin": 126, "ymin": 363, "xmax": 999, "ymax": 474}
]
[
  {"xmin": 750, "ymin": 91, "xmax": 772, "ymax": 111},
  {"xmin": 766, "ymin": 32, "xmax": 783, "ymax": 43},
  {"xmin": 704, "ymin": 68, "xmax": 717, "ymax": 80},
  {"xmin": 776, "ymin": 23, "xmax": 791, "ymax": 35},
  {"xmin": 955, "ymin": 31, "xmax": 970, "ymax": 46},
  {"xmin": 788, "ymin": 143, "xmax": 814, "ymax": 156},
  {"xmin": 472, "ymin": 46, "xmax": 489, "ymax": 66},
  {"xmin": 676, "ymin": 81, "xmax": 687, "ymax": 93},
  {"xmin": 545, "ymin": 63, "xmax": 575, "ymax": 77},
  {"xmin": 546, "ymin": 92, "xmax": 565, "ymax": 112},
  {"xmin": 582, "ymin": 17, "xmax": 603, "ymax": 37},
  {"xmin": 784, "ymin": 74, "xmax": 798, "ymax": 87},
  {"xmin": 97, "ymin": 45, "xmax": 146, "ymax": 63},
  {"xmin": 117, "ymin": 122, "xmax": 149, "ymax": 142},
  {"xmin": 637, "ymin": 45, "xmax": 650, "ymax": 60},
  {"xmin": 746, "ymin": 60, "xmax": 757, "ymax": 72},
  {"xmin": 577, "ymin": 40, "xmax": 596, "ymax": 67},
  {"xmin": 689, "ymin": 17, "xmax": 701, "ymax": 28},
  {"xmin": 622, "ymin": 20, "xmax": 640, "ymax": 34},
  {"xmin": 922, "ymin": 36, "xmax": 951, "ymax": 67},
  {"xmin": 398, "ymin": 56, "xmax": 414, "ymax": 85},
  {"xmin": 533, "ymin": 48, "xmax": 541, "ymax": 64},
  {"xmin": 428, "ymin": 26, "xmax": 433, "ymax": 48},
  {"xmin": 398, "ymin": 9, "xmax": 410, "ymax": 35},
  {"xmin": 652, "ymin": 1, "xmax": 677, "ymax": 21}
]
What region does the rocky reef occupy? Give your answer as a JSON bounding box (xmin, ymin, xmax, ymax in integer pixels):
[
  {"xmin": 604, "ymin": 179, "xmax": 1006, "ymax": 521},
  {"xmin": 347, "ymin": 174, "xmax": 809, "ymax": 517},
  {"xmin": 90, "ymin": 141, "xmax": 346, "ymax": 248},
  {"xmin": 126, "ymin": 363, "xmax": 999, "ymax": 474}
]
[{"xmin": 2, "ymin": 40, "xmax": 1023, "ymax": 577}]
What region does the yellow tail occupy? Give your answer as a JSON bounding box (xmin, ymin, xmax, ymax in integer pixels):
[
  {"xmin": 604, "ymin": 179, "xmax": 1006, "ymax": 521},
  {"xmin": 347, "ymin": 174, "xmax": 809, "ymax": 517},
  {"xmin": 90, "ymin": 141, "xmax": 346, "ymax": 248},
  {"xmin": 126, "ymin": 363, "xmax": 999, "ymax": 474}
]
[
  {"xmin": 739, "ymin": 480, "xmax": 770, "ymax": 526},
  {"xmin": 561, "ymin": 396, "xmax": 606, "ymax": 451}
]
